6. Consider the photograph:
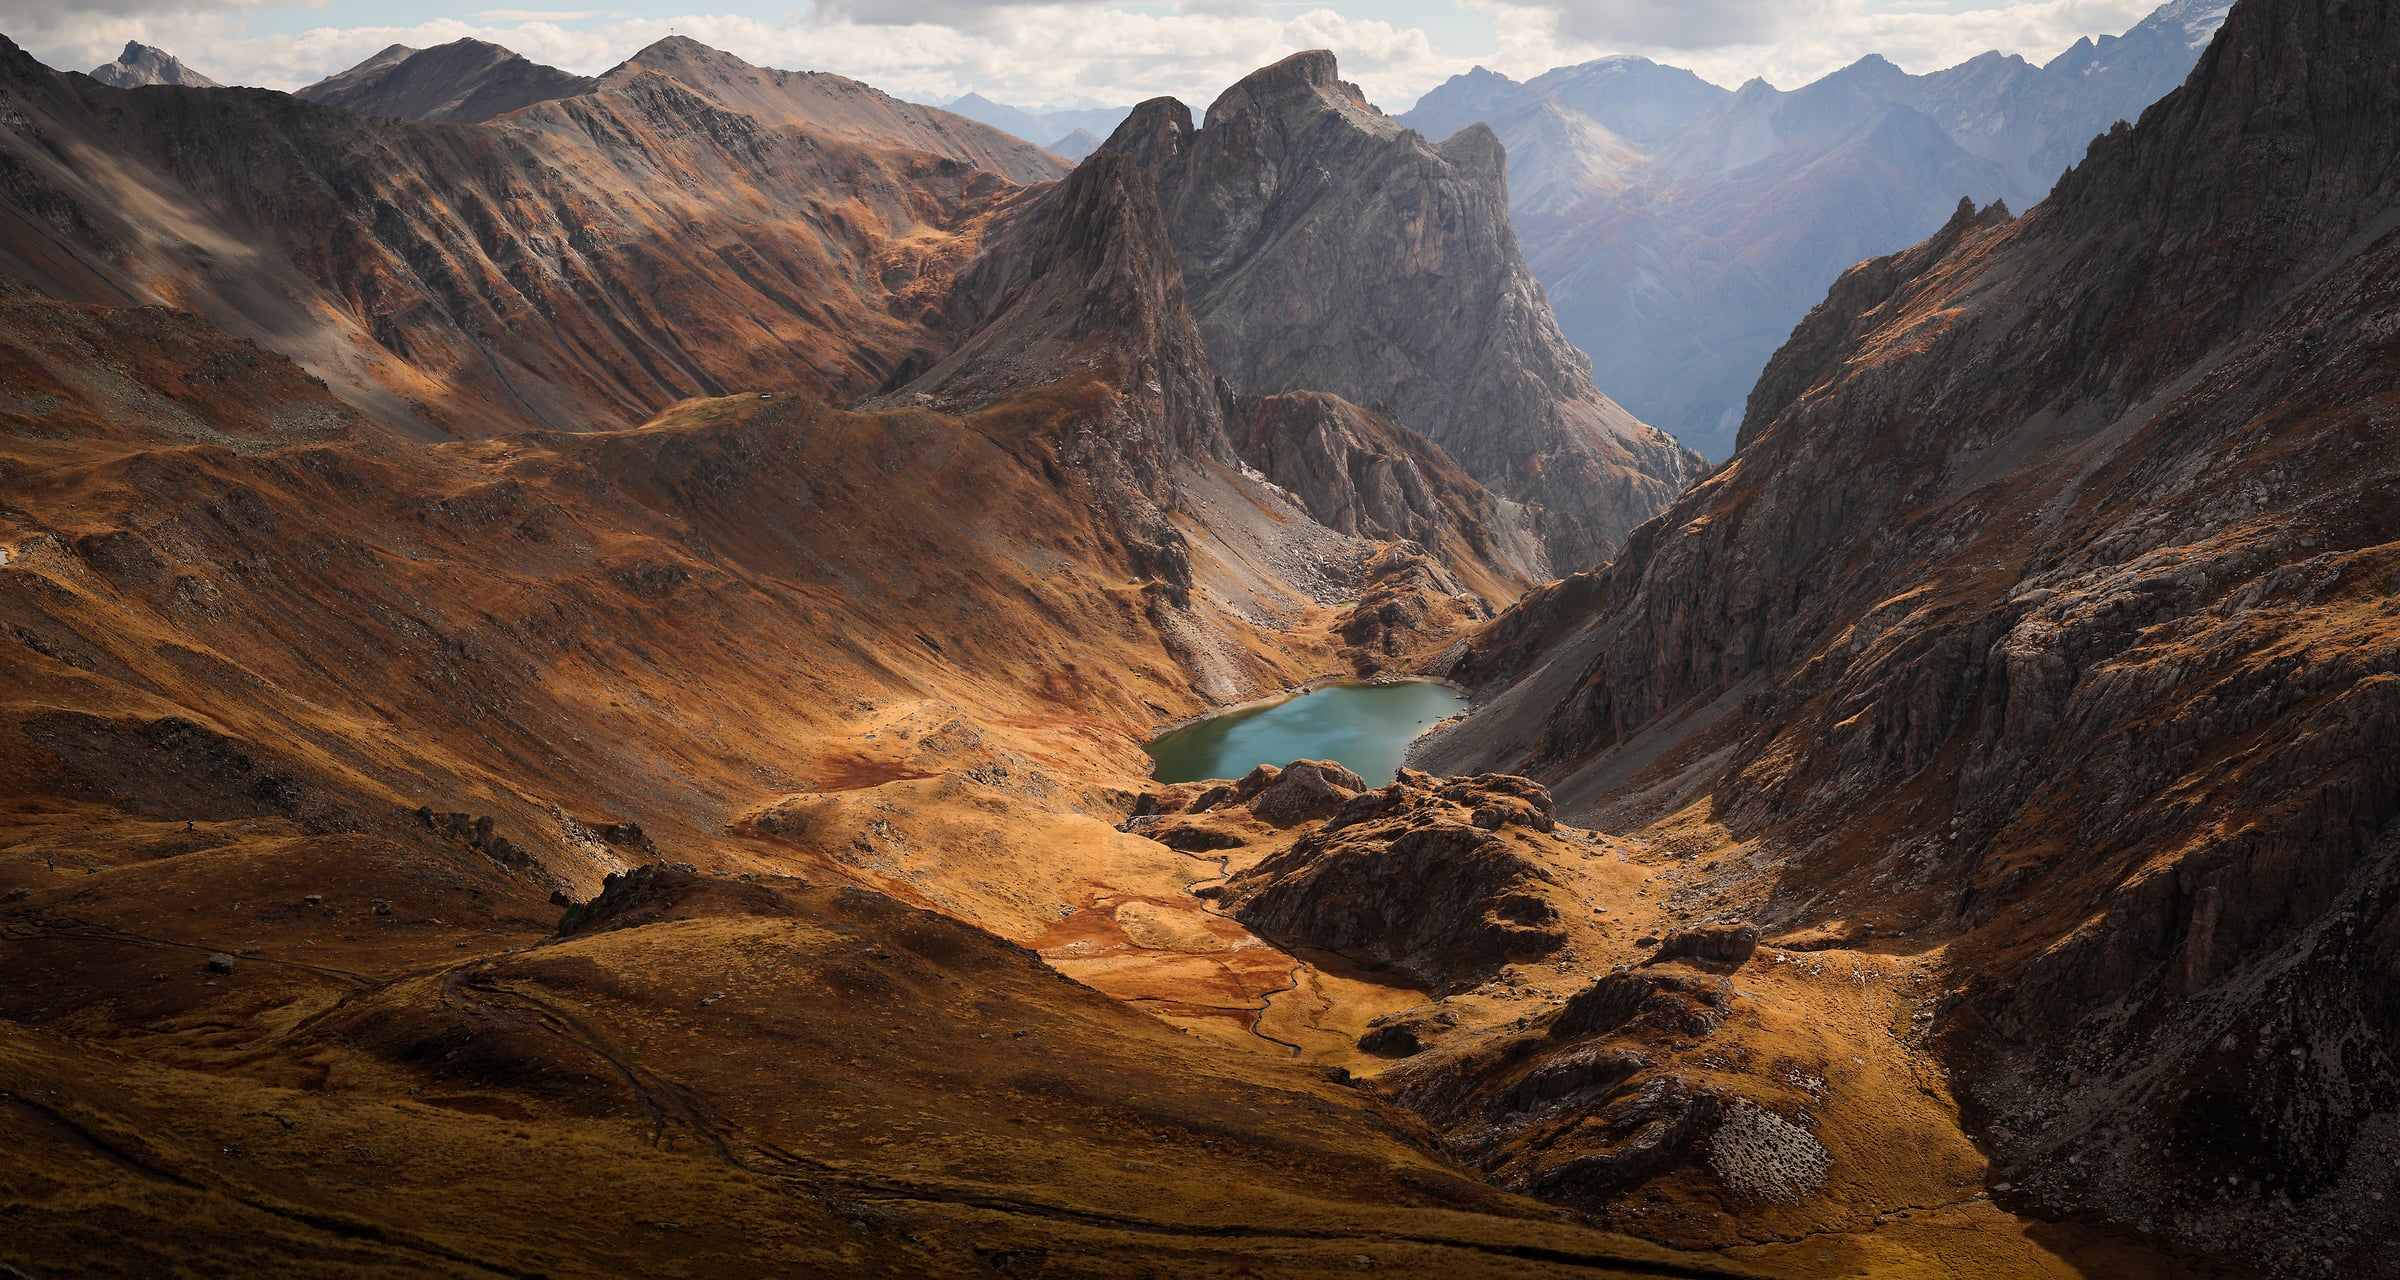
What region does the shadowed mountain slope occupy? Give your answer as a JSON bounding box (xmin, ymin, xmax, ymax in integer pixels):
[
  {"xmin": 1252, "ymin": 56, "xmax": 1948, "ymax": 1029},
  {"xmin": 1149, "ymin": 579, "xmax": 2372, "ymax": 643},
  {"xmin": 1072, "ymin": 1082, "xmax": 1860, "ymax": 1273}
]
[
  {"xmin": 296, "ymin": 39, "xmax": 597, "ymax": 123},
  {"xmin": 0, "ymin": 34, "xmax": 1026, "ymax": 438},
  {"xmin": 1423, "ymin": 0, "xmax": 2400, "ymax": 1270}
]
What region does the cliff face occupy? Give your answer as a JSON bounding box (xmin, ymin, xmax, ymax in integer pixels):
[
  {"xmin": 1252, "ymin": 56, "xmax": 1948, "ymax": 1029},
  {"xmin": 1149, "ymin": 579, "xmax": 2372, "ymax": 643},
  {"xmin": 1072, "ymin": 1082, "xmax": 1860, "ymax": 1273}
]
[
  {"xmin": 1426, "ymin": 0, "xmax": 2400, "ymax": 1269},
  {"xmin": 1230, "ymin": 392, "xmax": 1548, "ymax": 591},
  {"xmin": 1102, "ymin": 52, "xmax": 1696, "ymax": 572},
  {"xmin": 896, "ymin": 149, "xmax": 1229, "ymax": 493},
  {"xmin": 296, "ymin": 39, "xmax": 597, "ymax": 124},
  {"xmin": 875, "ymin": 148, "xmax": 1229, "ymax": 601}
]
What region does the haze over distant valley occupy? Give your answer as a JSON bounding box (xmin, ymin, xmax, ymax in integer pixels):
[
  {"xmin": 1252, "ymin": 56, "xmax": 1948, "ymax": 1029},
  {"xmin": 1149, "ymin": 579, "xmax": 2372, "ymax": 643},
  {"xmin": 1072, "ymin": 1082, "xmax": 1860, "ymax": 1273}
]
[{"xmin": 1403, "ymin": 0, "xmax": 2232, "ymax": 457}]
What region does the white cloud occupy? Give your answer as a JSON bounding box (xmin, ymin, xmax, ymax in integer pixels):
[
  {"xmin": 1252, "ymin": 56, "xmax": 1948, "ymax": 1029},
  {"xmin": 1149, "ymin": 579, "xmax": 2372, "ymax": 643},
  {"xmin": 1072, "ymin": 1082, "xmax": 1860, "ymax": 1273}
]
[
  {"xmin": 16, "ymin": 3, "xmax": 1473, "ymax": 110},
  {"xmin": 11, "ymin": 0, "xmax": 2174, "ymax": 110},
  {"xmin": 1543, "ymin": 0, "xmax": 1817, "ymax": 51},
  {"xmin": 473, "ymin": 9, "xmax": 619, "ymax": 20}
]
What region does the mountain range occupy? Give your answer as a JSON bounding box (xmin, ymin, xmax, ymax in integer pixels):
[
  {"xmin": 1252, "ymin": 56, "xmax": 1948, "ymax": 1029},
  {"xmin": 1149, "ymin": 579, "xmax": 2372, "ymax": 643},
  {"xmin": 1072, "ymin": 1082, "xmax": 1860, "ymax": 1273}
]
[
  {"xmin": 942, "ymin": 91, "xmax": 1132, "ymax": 160},
  {"xmin": 1403, "ymin": 0, "xmax": 2233, "ymax": 458},
  {"xmin": 0, "ymin": 27, "xmax": 1688, "ymax": 1274},
  {"xmin": 0, "ymin": 2, "xmax": 2391, "ymax": 1275}
]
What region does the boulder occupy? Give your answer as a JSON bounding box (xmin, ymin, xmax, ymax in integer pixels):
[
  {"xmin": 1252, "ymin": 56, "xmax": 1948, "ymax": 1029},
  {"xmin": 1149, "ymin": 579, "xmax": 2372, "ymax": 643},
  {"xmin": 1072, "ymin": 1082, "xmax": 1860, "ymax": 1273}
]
[
  {"xmin": 1220, "ymin": 821, "xmax": 1562, "ymax": 993},
  {"xmin": 1245, "ymin": 759, "xmax": 1365, "ymax": 826},
  {"xmin": 1644, "ymin": 923, "xmax": 1761, "ymax": 969}
]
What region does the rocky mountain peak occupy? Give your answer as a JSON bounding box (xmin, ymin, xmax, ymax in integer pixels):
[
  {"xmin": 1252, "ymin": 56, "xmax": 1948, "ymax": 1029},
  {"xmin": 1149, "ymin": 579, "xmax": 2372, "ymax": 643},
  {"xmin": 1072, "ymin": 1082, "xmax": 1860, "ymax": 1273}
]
[
  {"xmin": 615, "ymin": 34, "xmax": 747, "ymax": 79},
  {"xmin": 1204, "ymin": 48, "xmax": 1379, "ymax": 131},
  {"xmin": 1831, "ymin": 52, "xmax": 1906, "ymax": 84},
  {"xmin": 1099, "ymin": 96, "xmax": 1196, "ymax": 169},
  {"xmin": 297, "ymin": 37, "xmax": 595, "ymax": 123},
  {"xmin": 594, "ymin": 36, "xmax": 1063, "ymax": 184},
  {"xmin": 889, "ymin": 146, "xmax": 1229, "ymax": 507},
  {"xmin": 88, "ymin": 40, "xmax": 219, "ymax": 89},
  {"xmin": 1104, "ymin": 49, "xmax": 1696, "ymax": 570},
  {"xmin": 1432, "ymin": 121, "xmax": 1506, "ymax": 176}
]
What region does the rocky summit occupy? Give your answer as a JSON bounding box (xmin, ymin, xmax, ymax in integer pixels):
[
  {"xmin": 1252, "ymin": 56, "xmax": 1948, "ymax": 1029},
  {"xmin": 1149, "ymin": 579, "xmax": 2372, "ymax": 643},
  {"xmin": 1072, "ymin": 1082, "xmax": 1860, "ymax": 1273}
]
[
  {"xmin": 296, "ymin": 39, "xmax": 597, "ymax": 124},
  {"xmin": 1104, "ymin": 51, "xmax": 1699, "ymax": 574},
  {"xmin": 86, "ymin": 41, "xmax": 218, "ymax": 89},
  {"xmin": 0, "ymin": 2, "xmax": 2390, "ymax": 1277}
]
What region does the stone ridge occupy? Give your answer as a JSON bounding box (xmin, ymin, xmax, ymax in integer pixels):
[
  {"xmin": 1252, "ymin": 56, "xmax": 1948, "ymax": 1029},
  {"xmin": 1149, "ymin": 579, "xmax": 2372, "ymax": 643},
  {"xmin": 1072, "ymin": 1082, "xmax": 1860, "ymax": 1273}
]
[
  {"xmin": 603, "ymin": 36, "xmax": 1066, "ymax": 186},
  {"xmin": 296, "ymin": 38, "xmax": 597, "ymax": 124},
  {"xmin": 0, "ymin": 33, "xmax": 1022, "ymax": 438},
  {"xmin": 1101, "ymin": 50, "xmax": 1698, "ymax": 573},
  {"xmin": 1424, "ymin": 0, "xmax": 2400, "ymax": 1268}
]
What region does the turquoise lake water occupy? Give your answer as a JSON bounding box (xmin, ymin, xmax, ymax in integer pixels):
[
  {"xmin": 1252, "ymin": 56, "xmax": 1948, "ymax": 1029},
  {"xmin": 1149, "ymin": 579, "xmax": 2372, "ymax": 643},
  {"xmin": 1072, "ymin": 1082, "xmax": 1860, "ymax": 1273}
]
[{"xmin": 1143, "ymin": 681, "xmax": 1467, "ymax": 785}]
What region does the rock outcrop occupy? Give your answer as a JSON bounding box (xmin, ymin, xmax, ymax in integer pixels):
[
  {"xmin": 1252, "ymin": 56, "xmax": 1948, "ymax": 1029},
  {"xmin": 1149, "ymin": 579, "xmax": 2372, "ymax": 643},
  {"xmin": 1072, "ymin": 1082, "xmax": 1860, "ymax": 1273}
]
[
  {"xmin": 296, "ymin": 39, "xmax": 596, "ymax": 123},
  {"xmin": 1427, "ymin": 0, "xmax": 2400, "ymax": 1269},
  {"xmin": 1173, "ymin": 768, "xmax": 1570, "ymax": 992},
  {"xmin": 87, "ymin": 41, "xmax": 218, "ymax": 89},
  {"xmin": 1101, "ymin": 52, "xmax": 1697, "ymax": 570},
  {"xmin": 1381, "ymin": 966, "xmax": 1735, "ymax": 1207},
  {"xmin": 1334, "ymin": 545, "xmax": 1499, "ymax": 676},
  {"xmin": 554, "ymin": 862, "xmax": 788, "ymax": 936},
  {"xmin": 1643, "ymin": 923, "xmax": 1759, "ymax": 969}
]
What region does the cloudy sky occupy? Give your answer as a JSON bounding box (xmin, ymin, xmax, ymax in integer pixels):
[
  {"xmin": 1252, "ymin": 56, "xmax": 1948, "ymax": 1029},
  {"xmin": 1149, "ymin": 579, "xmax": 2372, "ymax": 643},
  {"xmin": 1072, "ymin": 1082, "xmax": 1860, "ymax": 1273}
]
[{"xmin": 12, "ymin": 0, "xmax": 2180, "ymax": 111}]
